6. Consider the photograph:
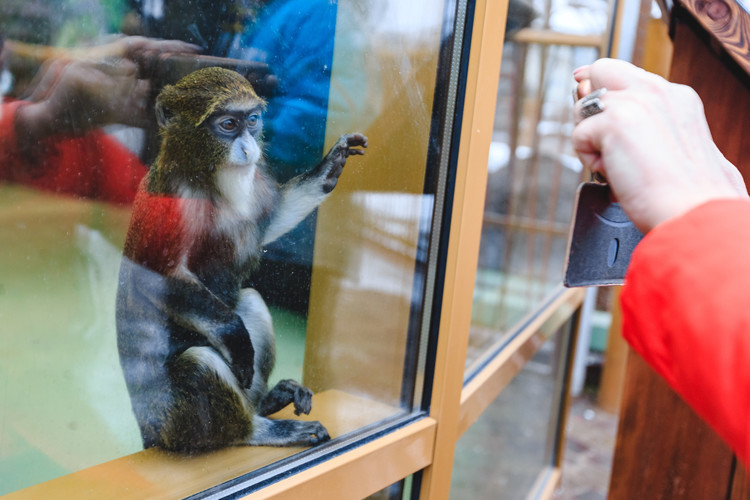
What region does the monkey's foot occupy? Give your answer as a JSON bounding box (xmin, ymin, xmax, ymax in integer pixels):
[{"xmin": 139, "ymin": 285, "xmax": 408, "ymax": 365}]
[{"xmin": 248, "ymin": 417, "xmax": 331, "ymax": 447}]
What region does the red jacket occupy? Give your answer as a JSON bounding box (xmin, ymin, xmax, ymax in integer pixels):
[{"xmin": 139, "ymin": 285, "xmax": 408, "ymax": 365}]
[
  {"xmin": 123, "ymin": 178, "xmax": 217, "ymax": 277},
  {"xmin": 622, "ymin": 199, "xmax": 750, "ymax": 466},
  {"xmin": 0, "ymin": 99, "xmax": 147, "ymax": 203}
]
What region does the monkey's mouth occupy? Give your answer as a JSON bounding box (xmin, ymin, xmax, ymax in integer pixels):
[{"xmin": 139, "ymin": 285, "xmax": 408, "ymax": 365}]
[
  {"xmin": 224, "ymin": 161, "xmax": 257, "ymax": 175},
  {"xmin": 227, "ymin": 142, "xmax": 262, "ymax": 167}
]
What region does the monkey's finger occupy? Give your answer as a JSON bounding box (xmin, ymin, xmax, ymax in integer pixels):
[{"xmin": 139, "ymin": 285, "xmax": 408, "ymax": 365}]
[
  {"xmin": 344, "ymin": 133, "xmax": 368, "ymax": 148},
  {"xmin": 328, "ymin": 161, "xmax": 345, "ymax": 177},
  {"xmin": 574, "ymin": 78, "xmax": 593, "ymax": 100}
]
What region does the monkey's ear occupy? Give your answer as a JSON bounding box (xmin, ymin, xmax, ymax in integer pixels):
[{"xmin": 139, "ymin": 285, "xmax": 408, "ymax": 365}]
[{"xmin": 155, "ymin": 100, "xmax": 174, "ymax": 129}]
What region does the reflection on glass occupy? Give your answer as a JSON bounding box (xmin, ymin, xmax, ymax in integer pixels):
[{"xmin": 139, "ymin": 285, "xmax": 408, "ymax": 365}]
[
  {"xmin": 451, "ymin": 323, "xmax": 571, "ymax": 498},
  {"xmin": 303, "ymin": 0, "xmax": 449, "ymax": 409},
  {"xmin": 468, "ymin": 0, "xmax": 611, "ymax": 367},
  {"xmin": 0, "ymin": 0, "xmax": 451, "ymax": 495}
]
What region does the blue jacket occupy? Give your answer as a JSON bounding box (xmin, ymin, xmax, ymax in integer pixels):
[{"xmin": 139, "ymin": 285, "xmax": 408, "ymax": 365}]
[{"xmin": 228, "ymin": 0, "xmax": 337, "ymax": 183}]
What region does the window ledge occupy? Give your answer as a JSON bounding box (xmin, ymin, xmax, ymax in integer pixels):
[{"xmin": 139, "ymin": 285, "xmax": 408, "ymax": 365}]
[{"xmin": 5, "ymin": 390, "xmax": 407, "ymax": 499}]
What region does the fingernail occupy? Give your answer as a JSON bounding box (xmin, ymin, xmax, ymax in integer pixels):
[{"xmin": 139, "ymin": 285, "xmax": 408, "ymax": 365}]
[{"xmin": 573, "ymin": 66, "xmax": 585, "ymax": 77}]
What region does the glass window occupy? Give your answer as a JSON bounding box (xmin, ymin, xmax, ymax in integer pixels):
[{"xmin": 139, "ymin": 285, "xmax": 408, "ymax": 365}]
[
  {"xmin": 451, "ymin": 316, "xmax": 576, "ymax": 497},
  {"xmin": 467, "ymin": 0, "xmax": 613, "ymax": 371},
  {"xmin": 0, "ymin": 0, "xmax": 463, "ymax": 495}
]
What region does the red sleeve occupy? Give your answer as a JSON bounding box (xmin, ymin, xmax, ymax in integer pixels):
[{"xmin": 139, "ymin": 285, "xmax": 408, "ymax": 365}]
[
  {"xmin": 0, "ymin": 100, "xmax": 31, "ymax": 180},
  {"xmin": 0, "ymin": 99, "xmax": 147, "ymax": 204},
  {"xmin": 621, "ymin": 199, "xmax": 750, "ymax": 466},
  {"xmin": 124, "ymin": 180, "xmax": 185, "ymax": 275},
  {"xmin": 123, "ymin": 181, "xmax": 215, "ymax": 276}
]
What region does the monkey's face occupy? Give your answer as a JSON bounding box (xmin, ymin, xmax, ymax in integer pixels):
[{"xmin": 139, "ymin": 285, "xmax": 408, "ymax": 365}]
[
  {"xmin": 207, "ymin": 104, "xmax": 264, "ymax": 169},
  {"xmin": 151, "ymin": 67, "xmax": 268, "ymax": 196}
]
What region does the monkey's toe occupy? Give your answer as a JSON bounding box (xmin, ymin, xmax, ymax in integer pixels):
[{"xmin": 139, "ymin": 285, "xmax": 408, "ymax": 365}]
[{"xmin": 308, "ymin": 423, "xmax": 331, "ymax": 445}]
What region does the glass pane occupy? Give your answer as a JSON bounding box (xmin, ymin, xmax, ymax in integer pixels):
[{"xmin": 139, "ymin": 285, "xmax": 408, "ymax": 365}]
[
  {"xmin": 451, "ymin": 319, "xmax": 574, "ymax": 497},
  {"xmin": 528, "ymin": 0, "xmax": 612, "ymax": 36},
  {"xmin": 0, "ymin": 0, "xmax": 459, "ymax": 495},
  {"xmin": 468, "ymin": 1, "xmax": 613, "ymax": 369},
  {"xmin": 366, "ymin": 476, "xmax": 413, "ymax": 499}
]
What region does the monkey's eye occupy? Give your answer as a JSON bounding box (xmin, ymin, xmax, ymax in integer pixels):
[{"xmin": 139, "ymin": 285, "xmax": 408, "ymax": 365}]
[
  {"xmin": 218, "ymin": 117, "xmax": 239, "ymax": 132},
  {"xmin": 247, "ymin": 114, "xmax": 260, "ymax": 127}
]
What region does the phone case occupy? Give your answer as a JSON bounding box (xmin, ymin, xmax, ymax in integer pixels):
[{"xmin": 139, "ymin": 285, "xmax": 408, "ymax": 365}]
[{"xmin": 563, "ymin": 182, "xmax": 644, "ymax": 287}]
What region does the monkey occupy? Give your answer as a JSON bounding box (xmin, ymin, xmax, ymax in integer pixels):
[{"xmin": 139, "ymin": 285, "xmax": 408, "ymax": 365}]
[{"xmin": 115, "ymin": 67, "xmax": 367, "ymax": 453}]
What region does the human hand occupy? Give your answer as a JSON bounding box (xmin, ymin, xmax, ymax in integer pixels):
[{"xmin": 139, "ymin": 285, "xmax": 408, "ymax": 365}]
[
  {"xmin": 14, "ymin": 37, "xmax": 199, "ymax": 150},
  {"xmin": 571, "ymin": 58, "xmax": 748, "ymax": 233},
  {"xmin": 98, "ymin": 36, "xmax": 200, "ymax": 61},
  {"xmin": 22, "ymin": 57, "xmax": 150, "ymax": 132}
]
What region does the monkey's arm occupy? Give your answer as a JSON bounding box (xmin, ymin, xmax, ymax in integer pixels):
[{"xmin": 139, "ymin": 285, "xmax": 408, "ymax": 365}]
[{"xmin": 261, "ymin": 133, "xmax": 367, "ymax": 245}]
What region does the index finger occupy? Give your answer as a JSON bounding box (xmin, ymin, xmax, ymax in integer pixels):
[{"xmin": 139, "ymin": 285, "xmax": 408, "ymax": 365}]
[
  {"xmin": 122, "ymin": 37, "xmax": 202, "ymax": 59},
  {"xmin": 575, "ymin": 58, "xmax": 650, "ymax": 92}
]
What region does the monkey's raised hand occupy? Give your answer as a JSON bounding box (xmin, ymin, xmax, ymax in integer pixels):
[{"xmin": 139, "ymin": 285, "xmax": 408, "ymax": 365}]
[
  {"xmin": 262, "ymin": 133, "xmax": 368, "ymax": 246},
  {"xmin": 317, "ymin": 133, "xmax": 368, "ymax": 194}
]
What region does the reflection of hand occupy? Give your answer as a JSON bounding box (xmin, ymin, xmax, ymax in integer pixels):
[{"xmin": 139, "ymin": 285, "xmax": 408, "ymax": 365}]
[
  {"xmin": 14, "ymin": 37, "xmax": 200, "ymax": 152},
  {"xmin": 25, "ymin": 58, "xmax": 150, "ymax": 131},
  {"xmin": 571, "ymin": 58, "xmax": 748, "ymax": 233},
  {"xmin": 101, "ymin": 36, "xmax": 201, "ymax": 62}
]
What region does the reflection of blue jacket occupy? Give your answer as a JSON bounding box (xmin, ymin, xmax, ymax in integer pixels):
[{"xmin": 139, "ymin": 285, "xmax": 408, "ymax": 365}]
[{"xmin": 228, "ymin": 0, "xmax": 337, "ymax": 183}]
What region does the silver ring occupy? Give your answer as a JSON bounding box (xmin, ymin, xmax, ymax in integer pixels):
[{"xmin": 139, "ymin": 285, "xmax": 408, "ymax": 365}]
[{"xmin": 575, "ymin": 87, "xmax": 607, "ymax": 123}]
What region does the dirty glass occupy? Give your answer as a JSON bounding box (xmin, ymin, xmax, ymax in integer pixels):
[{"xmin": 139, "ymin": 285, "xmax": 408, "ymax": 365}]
[
  {"xmin": 467, "ymin": 0, "xmax": 612, "ymax": 371},
  {"xmin": 0, "ymin": 0, "xmax": 462, "ymax": 496}
]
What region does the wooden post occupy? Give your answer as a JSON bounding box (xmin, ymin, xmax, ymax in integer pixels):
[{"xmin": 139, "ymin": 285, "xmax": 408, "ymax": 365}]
[{"xmin": 608, "ymin": 0, "xmax": 750, "ymax": 496}]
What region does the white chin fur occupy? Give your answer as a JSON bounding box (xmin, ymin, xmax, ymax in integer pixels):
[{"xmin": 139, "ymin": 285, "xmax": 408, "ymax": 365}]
[
  {"xmin": 216, "ymin": 134, "xmax": 262, "ymax": 216},
  {"xmin": 216, "ymin": 164, "xmax": 256, "ymax": 217}
]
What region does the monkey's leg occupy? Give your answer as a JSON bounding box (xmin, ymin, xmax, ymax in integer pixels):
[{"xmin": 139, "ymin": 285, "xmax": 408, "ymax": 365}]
[
  {"xmin": 257, "ymin": 379, "xmax": 314, "ymax": 416},
  {"xmin": 234, "ymin": 290, "xmax": 314, "ymax": 416},
  {"xmin": 161, "ymin": 346, "xmax": 255, "ymax": 452},
  {"xmin": 159, "ymin": 272, "xmax": 256, "ymax": 388},
  {"xmin": 119, "ymin": 257, "xmax": 256, "ymax": 388},
  {"xmin": 235, "ymin": 288, "xmax": 276, "ymax": 405},
  {"xmin": 246, "ymin": 415, "xmax": 330, "ymax": 447}
]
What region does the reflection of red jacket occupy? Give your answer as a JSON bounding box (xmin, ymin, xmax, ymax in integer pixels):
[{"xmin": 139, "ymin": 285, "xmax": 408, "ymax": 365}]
[
  {"xmin": 123, "ymin": 179, "xmax": 215, "ymax": 277},
  {"xmin": 0, "ymin": 99, "xmax": 147, "ymax": 203},
  {"xmin": 123, "ymin": 179, "xmax": 185, "ymax": 276},
  {"xmin": 622, "ymin": 199, "xmax": 750, "ymax": 467}
]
